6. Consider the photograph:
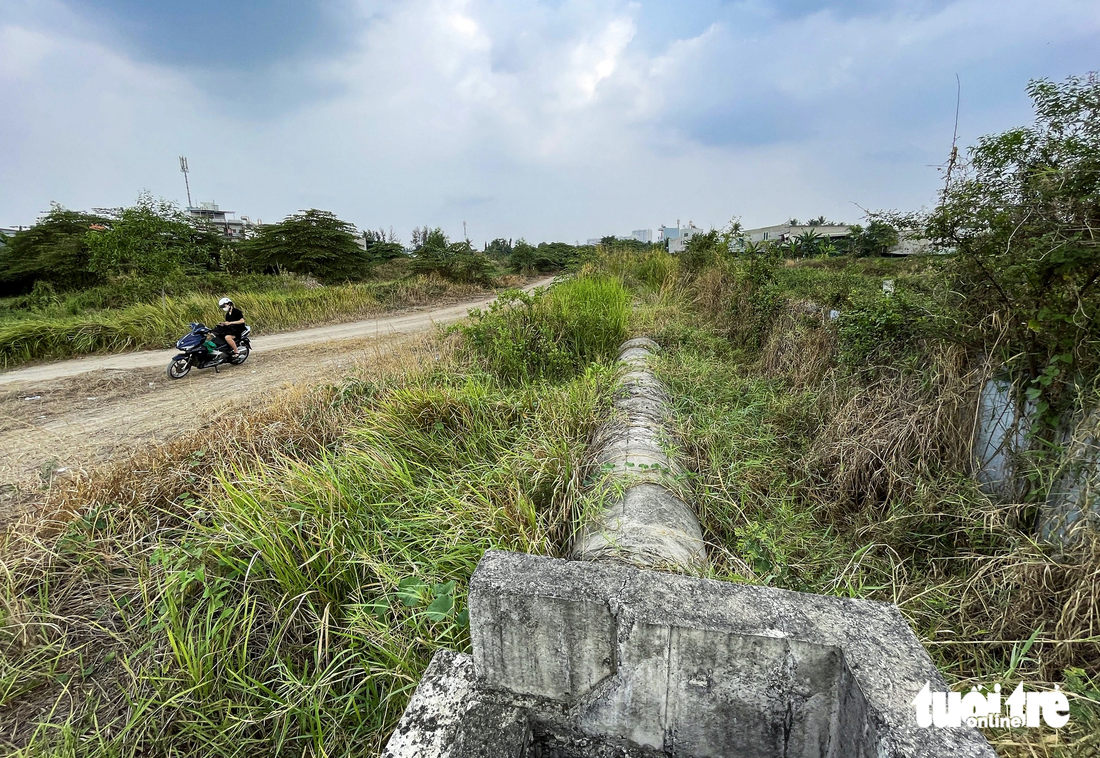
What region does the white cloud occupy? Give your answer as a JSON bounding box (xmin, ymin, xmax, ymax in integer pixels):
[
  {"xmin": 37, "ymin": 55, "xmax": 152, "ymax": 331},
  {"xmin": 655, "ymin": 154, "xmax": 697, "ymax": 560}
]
[{"xmin": 1, "ymin": 0, "xmax": 1098, "ymax": 241}]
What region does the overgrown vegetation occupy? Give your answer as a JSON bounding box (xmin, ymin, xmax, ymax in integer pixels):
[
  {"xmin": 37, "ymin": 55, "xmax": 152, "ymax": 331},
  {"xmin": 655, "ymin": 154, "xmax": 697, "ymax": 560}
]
[
  {"xmin": 457, "ymin": 275, "xmax": 630, "ymax": 383},
  {"xmin": 0, "ymin": 274, "xmax": 487, "ymax": 367},
  {"xmin": 3, "ymin": 72, "xmax": 1099, "ymax": 758},
  {"xmin": 618, "ymin": 241, "xmax": 1099, "ymax": 755},
  {"xmin": 0, "ymin": 199, "xmax": 596, "ymax": 367},
  {"xmin": 0, "ymin": 276, "xmax": 629, "ymax": 757},
  {"xmin": 909, "ymin": 73, "xmax": 1100, "ymax": 438}
]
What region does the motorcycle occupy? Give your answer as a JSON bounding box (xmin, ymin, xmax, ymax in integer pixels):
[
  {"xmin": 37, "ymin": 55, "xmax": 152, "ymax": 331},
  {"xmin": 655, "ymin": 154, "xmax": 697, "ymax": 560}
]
[{"xmin": 166, "ymin": 322, "xmax": 252, "ymax": 380}]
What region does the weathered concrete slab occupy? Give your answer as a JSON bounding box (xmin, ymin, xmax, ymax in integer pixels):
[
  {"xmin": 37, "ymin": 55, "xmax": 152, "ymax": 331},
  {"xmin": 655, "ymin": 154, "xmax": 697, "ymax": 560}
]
[
  {"xmin": 469, "ymin": 555, "xmax": 623, "ymax": 703},
  {"xmin": 974, "ymin": 374, "xmax": 1032, "ymax": 501},
  {"xmin": 382, "ymin": 650, "xmax": 531, "ymax": 758},
  {"xmin": 455, "ymin": 550, "xmax": 996, "ymax": 758},
  {"xmin": 1041, "ymin": 405, "xmax": 1100, "ymax": 545}
]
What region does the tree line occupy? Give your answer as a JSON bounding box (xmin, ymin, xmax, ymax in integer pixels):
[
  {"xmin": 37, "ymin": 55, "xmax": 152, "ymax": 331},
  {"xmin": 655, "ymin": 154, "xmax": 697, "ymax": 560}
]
[{"xmin": 0, "ymin": 197, "xmax": 596, "ymax": 299}]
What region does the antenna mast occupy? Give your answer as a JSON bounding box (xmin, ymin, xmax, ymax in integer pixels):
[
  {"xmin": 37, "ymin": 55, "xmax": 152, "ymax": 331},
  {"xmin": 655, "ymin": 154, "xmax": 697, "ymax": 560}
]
[{"xmin": 179, "ymin": 156, "xmax": 192, "ymax": 209}]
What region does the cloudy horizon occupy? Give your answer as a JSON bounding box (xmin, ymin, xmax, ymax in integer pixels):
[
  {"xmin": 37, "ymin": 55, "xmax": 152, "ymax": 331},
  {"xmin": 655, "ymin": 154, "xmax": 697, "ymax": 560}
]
[{"xmin": 2, "ymin": 0, "xmax": 1097, "ymax": 246}]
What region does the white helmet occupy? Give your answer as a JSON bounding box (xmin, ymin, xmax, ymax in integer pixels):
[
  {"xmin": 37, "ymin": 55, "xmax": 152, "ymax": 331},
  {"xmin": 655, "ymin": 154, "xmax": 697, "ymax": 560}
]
[{"xmin": 218, "ymin": 297, "xmax": 233, "ymax": 307}]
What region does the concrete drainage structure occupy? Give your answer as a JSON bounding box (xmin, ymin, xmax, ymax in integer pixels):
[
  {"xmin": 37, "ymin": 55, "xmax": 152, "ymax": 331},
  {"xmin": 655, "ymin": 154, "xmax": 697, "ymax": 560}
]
[
  {"xmin": 571, "ymin": 337, "xmax": 707, "ymax": 573},
  {"xmin": 383, "ymin": 552, "xmax": 995, "ymax": 757},
  {"xmin": 382, "ymin": 338, "xmax": 996, "ymax": 758}
]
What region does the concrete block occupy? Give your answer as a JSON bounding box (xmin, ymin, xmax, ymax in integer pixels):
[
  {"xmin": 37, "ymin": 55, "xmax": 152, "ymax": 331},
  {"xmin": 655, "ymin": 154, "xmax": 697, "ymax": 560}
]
[
  {"xmin": 382, "ymin": 650, "xmax": 530, "ymax": 758},
  {"xmin": 619, "ymin": 337, "xmax": 661, "ymax": 354},
  {"xmin": 469, "ymin": 553, "xmax": 627, "ymax": 703},
  {"xmin": 468, "ymin": 551, "xmax": 996, "ymax": 758},
  {"xmin": 573, "ymin": 338, "xmax": 706, "ymax": 573},
  {"xmin": 571, "ymin": 485, "xmax": 707, "ymax": 570}
]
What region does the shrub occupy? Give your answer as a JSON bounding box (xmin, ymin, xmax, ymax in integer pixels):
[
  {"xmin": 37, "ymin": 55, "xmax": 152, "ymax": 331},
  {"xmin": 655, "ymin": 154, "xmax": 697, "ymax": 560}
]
[
  {"xmin": 409, "ymin": 228, "xmax": 495, "ymax": 285},
  {"xmin": 836, "ymin": 292, "xmax": 929, "ymax": 373},
  {"xmin": 928, "ymin": 73, "xmax": 1100, "ymax": 424},
  {"xmin": 457, "ymin": 275, "xmax": 630, "ymax": 383}
]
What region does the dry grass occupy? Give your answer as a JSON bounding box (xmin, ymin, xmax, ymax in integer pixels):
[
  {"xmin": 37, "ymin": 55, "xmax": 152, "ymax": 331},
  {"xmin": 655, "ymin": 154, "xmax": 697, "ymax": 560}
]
[
  {"xmin": 691, "ymin": 265, "xmax": 734, "ymax": 335},
  {"xmin": 807, "ymin": 343, "xmax": 978, "ymax": 512},
  {"xmin": 761, "ymin": 302, "xmax": 837, "ymax": 387},
  {"xmin": 0, "ymin": 337, "xmax": 447, "ymax": 749}
]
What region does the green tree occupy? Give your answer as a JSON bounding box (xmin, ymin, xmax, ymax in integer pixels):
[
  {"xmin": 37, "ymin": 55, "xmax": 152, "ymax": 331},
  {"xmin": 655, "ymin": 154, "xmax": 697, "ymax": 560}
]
[
  {"xmin": 362, "ymin": 229, "xmax": 406, "ymax": 265},
  {"xmin": 508, "ymin": 239, "xmax": 576, "ymax": 273},
  {"xmin": 0, "ymin": 205, "xmax": 108, "ymax": 294},
  {"xmin": 484, "ymin": 238, "xmax": 513, "ymax": 259},
  {"xmin": 409, "ymin": 227, "xmax": 494, "ymax": 284},
  {"xmin": 846, "ymin": 220, "xmax": 899, "ymax": 257},
  {"xmin": 793, "ymin": 229, "xmax": 823, "ymax": 258},
  {"xmin": 928, "ymin": 72, "xmax": 1100, "ymax": 412},
  {"xmin": 238, "ymin": 209, "xmax": 369, "ymax": 282},
  {"xmin": 86, "ymin": 193, "xmax": 220, "ymax": 279}
]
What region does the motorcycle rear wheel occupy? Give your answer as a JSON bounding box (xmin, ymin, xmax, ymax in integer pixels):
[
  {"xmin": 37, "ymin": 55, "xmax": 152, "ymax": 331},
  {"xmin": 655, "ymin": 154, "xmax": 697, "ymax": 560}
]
[
  {"xmin": 229, "ymin": 346, "xmax": 250, "ymax": 365},
  {"xmin": 167, "ymin": 359, "xmax": 192, "ymax": 379}
]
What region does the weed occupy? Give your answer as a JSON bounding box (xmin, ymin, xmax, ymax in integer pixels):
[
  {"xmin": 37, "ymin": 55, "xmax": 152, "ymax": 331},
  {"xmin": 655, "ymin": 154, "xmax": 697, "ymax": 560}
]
[{"xmin": 457, "ymin": 275, "xmax": 630, "ymax": 383}]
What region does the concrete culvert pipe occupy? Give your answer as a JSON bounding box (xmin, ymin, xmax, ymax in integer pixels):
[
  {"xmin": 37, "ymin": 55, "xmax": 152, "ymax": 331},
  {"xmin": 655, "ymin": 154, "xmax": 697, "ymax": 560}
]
[{"xmin": 571, "ymin": 337, "xmax": 708, "ymax": 573}]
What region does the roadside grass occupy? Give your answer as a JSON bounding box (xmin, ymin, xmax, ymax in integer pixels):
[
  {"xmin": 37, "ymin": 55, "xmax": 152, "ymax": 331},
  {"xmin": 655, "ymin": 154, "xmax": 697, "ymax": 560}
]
[
  {"xmin": 633, "ymin": 257, "xmax": 1100, "ymax": 757},
  {"xmin": 0, "ymin": 277, "xmax": 624, "ymax": 756},
  {"xmin": 457, "ymin": 274, "xmax": 630, "ymax": 383},
  {"xmin": 0, "ymin": 274, "xmax": 492, "ymax": 368}
]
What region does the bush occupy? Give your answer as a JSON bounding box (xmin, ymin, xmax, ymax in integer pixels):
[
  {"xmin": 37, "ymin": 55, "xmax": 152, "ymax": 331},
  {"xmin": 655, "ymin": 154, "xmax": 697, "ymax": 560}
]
[
  {"xmin": 836, "ymin": 292, "xmax": 929, "ymax": 372},
  {"xmin": 457, "ymin": 275, "xmax": 630, "ymax": 383},
  {"xmin": 680, "ymin": 229, "xmax": 724, "ymax": 272},
  {"xmin": 508, "ymin": 240, "xmax": 580, "ymax": 274},
  {"xmin": 409, "ymin": 228, "xmax": 495, "ymax": 285},
  {"xmin": 929, "ymin": 72, "xmax": 1100, "ymax": 423}
]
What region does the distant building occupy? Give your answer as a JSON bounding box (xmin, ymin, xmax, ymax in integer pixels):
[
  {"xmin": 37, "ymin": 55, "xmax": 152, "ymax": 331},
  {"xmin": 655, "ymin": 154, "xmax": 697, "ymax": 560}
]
[
  {"xmin": 887, "ymin": 230, "xmax": 937, "ymax": 256},
  {"xmin": 187, "ymin": 201, "xmax": 256, "ymax": 239},
  {"xmin": 586, "ymin": 238, "xmax": 602, "ymax": 246},
  {"xmin": 662, "ymin": 222, "xmax": 703, "ymax": 253},
  {"xmin": 741, "ymin": 223, "xmax": 851, "ymax": 246},
  {"xmin": 631, "ymin": 229, "xmax": 653, "ymax": 243}
]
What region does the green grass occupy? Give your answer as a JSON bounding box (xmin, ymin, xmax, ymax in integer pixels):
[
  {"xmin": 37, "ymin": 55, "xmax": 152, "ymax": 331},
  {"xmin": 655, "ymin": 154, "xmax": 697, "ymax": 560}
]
[
  {"xmin": 637, "ymin": 261, "xmax": 1100, "ymax": 756},
  {"xmin": 0, "ymin": 281, "xmax": 624, "ymax": 757},
  {"xmin": 0, "ymin": 274, "xmax": 487, "ymax": 368},
  {"xmin": 5, "ymin": 257, "xmax": 1099, "ymax": 757},
  {"xmin": 457, "ymin": 274, "xmax": 630, "ymax": 383}
]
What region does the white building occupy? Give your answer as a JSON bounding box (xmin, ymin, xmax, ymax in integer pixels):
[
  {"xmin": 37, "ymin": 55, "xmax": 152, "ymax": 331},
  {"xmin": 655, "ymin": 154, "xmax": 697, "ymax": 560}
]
[
  {"xmin": 662, "ymin": 222, "xmax": 703, "ymax": 253},
  {"xmin": 187, "ymin": 201, "xmax": 257, "ymax": 239},
  {"xmin": 631, "ymin": 229, "xmax": 653, "ymax": 243},
  {"xmin": 741, "ymin": 223, "xmax": 851, "ymax": 245}
]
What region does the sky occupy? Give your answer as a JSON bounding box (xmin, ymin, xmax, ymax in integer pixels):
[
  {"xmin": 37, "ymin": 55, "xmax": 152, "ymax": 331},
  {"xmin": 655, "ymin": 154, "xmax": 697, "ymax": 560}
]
[{"xmin": 1, "ymin": 0, "xmax": 1097, "ymax": 246}]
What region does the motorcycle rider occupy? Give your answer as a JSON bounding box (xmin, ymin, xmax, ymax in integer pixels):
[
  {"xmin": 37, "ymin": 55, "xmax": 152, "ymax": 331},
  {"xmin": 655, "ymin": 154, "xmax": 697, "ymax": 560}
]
[{"xmin": 214, "ymin": 297, "xmax": 246, "ymax": 357}]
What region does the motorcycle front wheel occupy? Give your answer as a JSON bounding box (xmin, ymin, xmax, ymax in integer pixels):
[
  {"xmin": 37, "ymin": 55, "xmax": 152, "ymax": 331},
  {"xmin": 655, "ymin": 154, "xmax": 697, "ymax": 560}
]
[{"xmin": 167, "ymin": 358, "xmax": 192, "ymax": 379}]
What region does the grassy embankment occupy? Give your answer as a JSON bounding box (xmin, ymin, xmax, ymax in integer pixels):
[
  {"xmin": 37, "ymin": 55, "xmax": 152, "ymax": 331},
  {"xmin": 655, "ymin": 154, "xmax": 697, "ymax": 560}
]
[
  {"xmin": 0, "ymin": 275, "xmax": 630, "ymax": 756},
  {"xmin": 0, "ymin": 269, "xmax": 511, "ymax": 368},
  {"xmin": 3, "ymin": 255, "xmax": 1099, "ymax": 757},
  {"xmin": 617, "ymin": 248, "xmax": 1100, "ymax": 757}
]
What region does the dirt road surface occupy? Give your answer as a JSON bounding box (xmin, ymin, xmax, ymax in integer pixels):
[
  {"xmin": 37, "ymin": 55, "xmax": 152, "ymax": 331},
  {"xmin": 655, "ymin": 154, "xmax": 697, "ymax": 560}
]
[{"xmin": 0, "ymin": 279, "xmax": 554, "ymax": 510}]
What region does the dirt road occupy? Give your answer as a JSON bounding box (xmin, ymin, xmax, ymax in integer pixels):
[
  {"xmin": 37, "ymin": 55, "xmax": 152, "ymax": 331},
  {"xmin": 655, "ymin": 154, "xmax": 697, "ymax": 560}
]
[{"xmin": 0, "ymin": 279, "xmax": 554, "ymax": 506}]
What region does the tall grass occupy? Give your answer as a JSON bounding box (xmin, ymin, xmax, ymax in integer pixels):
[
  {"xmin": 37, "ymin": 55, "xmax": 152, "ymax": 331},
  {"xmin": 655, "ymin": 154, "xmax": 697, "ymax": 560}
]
[
  {"xmin": 457, "ymin": 275, "xmax": 630, "ymax": 383},
  {"xmin": 0, "ymin": 337, "xmax": 616, "ymax": 756},
  {"xmin": 629, "ymin": 254, "xmax": 1100, "ymax": 757},
  {"xmin": 0, "ymin": 274, "xmax": 486, "ymax": 368}
]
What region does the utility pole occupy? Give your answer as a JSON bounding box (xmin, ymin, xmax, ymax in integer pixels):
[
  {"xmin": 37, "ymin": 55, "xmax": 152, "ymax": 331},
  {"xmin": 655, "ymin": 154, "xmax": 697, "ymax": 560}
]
[
  {"xmin": 463, "ymin": 220, "xmax": 468, "ymax": 242},
  {"xmin": 179, "ymin": 156, "xmax": 193, "ymax": 209}
]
